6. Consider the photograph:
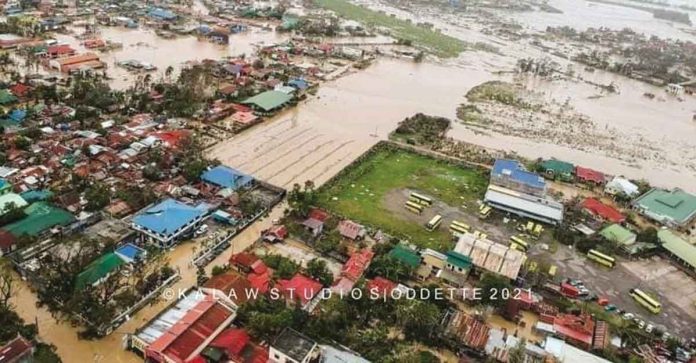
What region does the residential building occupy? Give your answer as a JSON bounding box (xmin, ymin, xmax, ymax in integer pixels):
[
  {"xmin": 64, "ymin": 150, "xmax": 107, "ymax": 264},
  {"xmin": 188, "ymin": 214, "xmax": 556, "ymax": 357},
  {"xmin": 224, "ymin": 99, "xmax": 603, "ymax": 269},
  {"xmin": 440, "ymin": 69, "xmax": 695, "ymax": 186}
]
[
  {"xmin": 0, "ymin": 335, "xmax": 34, "ymax": 363},
  {"xmin": 552, "ymin": 313, "xmax": 595, "ymax": 350},
  {"xmin": 131, "ymin": 199, "xmax": 209, "ymax": 248},
  {"xmin": 269, "ymin": 328, "xmax": 319, "ymax": 363},
  {"xmin": 0, "ymin": 230, "xmax": 18, "ymax": 256},
  {"xmin": 581, "ymin": 198, "xmax": 625, "ymax": 223},
  {"xmin": 575, "ymin": 166, "xmax": 605, "ymax": 185},
  {"xmin": 202, "ymin": 271, "xmax": 256, "ymax": 307},
  {"xmin": 633, "ymin": 188, "xmax": 696, "ymax": 231},
  {"xmin": 437, "ymin": 251, "xmax": 472, "ymax": 287},
  {"xmin": 242, "ymin": 90, "xmax": 293, "ymax": 115},
  {"xmin": 446, "ymin": 311, "xmax": 490, "ymax": 351},
  {"xmin": 415, "ymin": 248, "xmax": 446, "ymax": 281},
  {"xmin": 388, "ymin": 244, "xmax": 422, "ymax": 269},
  {"xmin": 365, "ymin": 277, "xmax": 397, "ymax": 296},
  {"xmin": 276, "ymin": 274, "xmax": 323, "ymax": 310},
  {"xmin": 490, "ymin": 159, "xmax": 546, "ymax": 197},
  {"xmin": 604, "ymin": 177, "xmax": 639, "ymax": 197},
  {"xmin": 48, "ymin": 53, "xmax": 103, "ymax": 73},
  {"xmin": 599, "ymin": 224, "xmax": 636, "ymax": 246},
  {"xmin": 0, "ymin": 179, "xmax": 12, "ymax": 195},
  {"xmin": 148, "ymin": 8, "xmax": 177, "ymax": 21},
  {"xmin": 485, "ymin": 329, "xmax": 547, "ymax": 362},
  {"xmin": 540, "ymin": 159, "xmax": 575, "ymax": 181},
  {"xmin": 337, "ymin": 219, "xmax": 366, "ymax": 240},
  {"xmin": 201, "ymin": 165, "xmax": 254, "ymax": 191},
  {"xmin": 201, "ymin": 328, "xmax": 269, "ymax": 363},
  {"xmin": 130, "ymin": 290, "xmax": 237, "ymax": 363},
  {"xmin": 657, "ymin": 229, "xmax": 696, "ymax": 273},
  {"xmin": 484, "ymin": 185, "xmax": 564, "ymax": 225}
]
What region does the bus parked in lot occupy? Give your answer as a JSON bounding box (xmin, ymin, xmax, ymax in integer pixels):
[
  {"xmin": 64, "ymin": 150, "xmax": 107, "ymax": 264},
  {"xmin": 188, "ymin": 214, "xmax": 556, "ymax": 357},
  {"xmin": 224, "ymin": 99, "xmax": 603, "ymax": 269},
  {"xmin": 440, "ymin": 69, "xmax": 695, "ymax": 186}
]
[
  {"xmin": 587, "ymin": 249, "xmax": 616, "ymax": 268},
  {"xmin": 425, "ymin": 215, "xmax": 442, "ymax": 231},
  {"xmin": 479, "ymin": 204, "xmax": 492, "ymax": 219},
  {"xmin": 449, "ymin": 220, "xmax": 470, "ymax": 236},
  {"xmin": 630, "ymin": 288, "xmax": 662, "ymax": 314},
  {"xmin": 410, "ymin": 192, "xmax": 432, "ymax": 206},
  {"xmin": 405, "ymin": 201, "xmax": 424, "ymax": 214},
  {"xmin": 510, "ymin": 235, "xmax": 529, "ymax": 252}
]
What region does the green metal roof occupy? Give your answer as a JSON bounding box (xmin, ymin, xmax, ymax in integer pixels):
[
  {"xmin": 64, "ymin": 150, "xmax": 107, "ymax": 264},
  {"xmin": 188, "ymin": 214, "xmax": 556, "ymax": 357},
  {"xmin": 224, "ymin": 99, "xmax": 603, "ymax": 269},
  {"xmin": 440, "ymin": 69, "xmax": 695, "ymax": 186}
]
[
  {"xmin": 3, "ymin": 202, "xmax": 75, "ymax": 237},
  {"xmin": 75, "ymin": 252, "xmax": 125, "ymax": 289},
  {"xmin": 540, "ymin": 159, "xmax": 574, "ymax": 174},
  {"xmin": 446, "ymin": 251, "xmax": 472, "ymax": 269},
  {"xmin": 242, "ymin": 90, "xmax": 292, "ymax": 112},
  {"xmin": 634, "ymin": 189, "xmax": 696, "ymax": 226},
  {"xmin": 388, "ymin": 245, "xmax": 421, "ymax": 268},
  {"xmin": 600, "ymin": 224, "xmax": 636, "ymax": 245},
  {"xmin": 0, "ymin": 90, "xmax": 18, "ymax": 105},
  {"xmin": 658, "ymin": 229, "xmax": 696, "ymax": 270}
]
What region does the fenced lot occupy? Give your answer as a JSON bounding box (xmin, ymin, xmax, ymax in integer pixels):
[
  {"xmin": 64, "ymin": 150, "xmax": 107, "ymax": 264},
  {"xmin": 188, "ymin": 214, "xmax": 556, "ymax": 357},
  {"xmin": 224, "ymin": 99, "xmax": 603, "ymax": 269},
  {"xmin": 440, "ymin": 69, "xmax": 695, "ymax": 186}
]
[{"xmin": 318, "ymin": 145, "xmax": 488, "ymax": 250}]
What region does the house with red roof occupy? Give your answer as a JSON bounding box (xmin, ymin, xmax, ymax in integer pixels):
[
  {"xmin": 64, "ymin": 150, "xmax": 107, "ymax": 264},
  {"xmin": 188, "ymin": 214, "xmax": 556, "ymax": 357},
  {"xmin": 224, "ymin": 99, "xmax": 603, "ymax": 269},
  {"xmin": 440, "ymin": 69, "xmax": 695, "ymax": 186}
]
[
  {"xmin": 575, "ymin": 166, "xmax": 605, "ymax": 185},
  {"xmin": 203, "ymin": 328, "xmax": 269, "ymax": 363},
  {"xmin": 229, "ymin": 252, "xmax": 273, "ymax": 294},
  {"xmin": 366, "ymin": 277, "xmax": 397, "ymax": 298},
  {"xmin": 8, "ymin": 83, "xmax": 31, "ymax": 99},
  {"xmin": 46, "ymin": 44, "xmax": 76, "ymax": 58},
  {"xmin": 202, "ymin": 272, "xmax": 256, "ymax": 306},
  {"xmin": 0, "ymin": 230, "xmax": 18, "ymax": 256},
  {"xmin": 0, "ymin": 335, "xmax": 33, "ymax": 363},
  {"xmin": 581, "ymin": 198, "xmax": 625, "ymax": 223},
  {"xmin": 341, "ymin": 249, "xmax": 374, "ymax": 282},
  {"xmin": 302, "ymin": 208, "xmax": 329, "ymax": 237},
  {"xmin": 338, "ymin": 219, "xmax": 366, "ymax": 241},
  {"xmin": 552, "ymin": 313, "xmax": 595, "ymax": 350},
  {"xmin": 262, "ymin": 225, "xmax": 288, "ymax": 243},
  {"xmin": 276, "ymin": 274, "xmax": 322, "ymax": 309}
]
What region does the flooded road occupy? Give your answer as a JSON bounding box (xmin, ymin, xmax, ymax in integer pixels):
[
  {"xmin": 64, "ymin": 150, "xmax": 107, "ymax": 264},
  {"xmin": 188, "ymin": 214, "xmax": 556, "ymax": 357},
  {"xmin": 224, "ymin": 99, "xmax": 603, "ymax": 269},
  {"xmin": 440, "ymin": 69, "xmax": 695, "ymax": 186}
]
[{"xmin": 9, "ymin": 207, "xmax": 286, "ymax": 363}]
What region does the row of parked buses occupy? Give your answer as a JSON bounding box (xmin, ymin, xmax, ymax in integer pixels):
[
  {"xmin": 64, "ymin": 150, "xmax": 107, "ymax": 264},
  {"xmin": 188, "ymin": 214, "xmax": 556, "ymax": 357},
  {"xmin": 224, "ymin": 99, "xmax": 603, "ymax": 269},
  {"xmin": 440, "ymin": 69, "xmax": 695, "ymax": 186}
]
[{"xmin": 404, "ymin": 192, "xmax": 432, "ymax": 215}]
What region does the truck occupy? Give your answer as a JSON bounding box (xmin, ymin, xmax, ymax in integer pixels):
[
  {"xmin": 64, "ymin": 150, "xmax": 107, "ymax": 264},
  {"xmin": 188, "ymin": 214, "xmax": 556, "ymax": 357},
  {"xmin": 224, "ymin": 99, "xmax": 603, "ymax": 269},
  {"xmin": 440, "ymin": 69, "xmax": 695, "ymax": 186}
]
[{"xmin": 543, "ymin": 280, "xmax": 586, "ymax": 299}]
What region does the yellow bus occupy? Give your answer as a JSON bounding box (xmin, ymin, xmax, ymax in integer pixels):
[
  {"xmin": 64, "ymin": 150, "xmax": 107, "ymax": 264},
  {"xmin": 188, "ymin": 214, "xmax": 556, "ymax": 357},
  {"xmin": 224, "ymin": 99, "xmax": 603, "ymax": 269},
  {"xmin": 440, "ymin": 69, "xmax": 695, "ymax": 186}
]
[
  {"xmin": 630, "ymin": 288, "xmax": 661, "ymax": 314},
  {"xmin": 410, "ymin": 192, "xmax": 433, "ymax": 206},
  {"xmin": 479, "ymin": 205, "xmax": 492, "ymax": 219},
  {"xmin": 587, "ymin": 249, "xmax": 616, "ymax": 268},
  {"xmin": 425, "ymin": 215, "xmax": 442, "ymax": 231},
  {"xmin": 548, "ymin": 265, "xmax": 557, "ymax": 277},
  {"xmin": 405, "ymin": 201, "xmax": 424, "ymax": 214},
  {"xmin": 449, "ymin": 220, "xmax": 471, "ymax": 235},
  {"xmin": 510, "ymin": 235, "xmax": 529, "ymax": 252}
]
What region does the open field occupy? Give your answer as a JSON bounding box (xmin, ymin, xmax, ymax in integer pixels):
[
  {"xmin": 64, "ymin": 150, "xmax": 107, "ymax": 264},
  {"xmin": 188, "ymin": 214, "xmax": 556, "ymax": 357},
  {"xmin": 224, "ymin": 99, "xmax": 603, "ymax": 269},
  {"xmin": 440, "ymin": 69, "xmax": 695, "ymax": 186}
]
[
  {"xmin": 318, "ymin": 146, "xmax": 488, "ymax": 250},
  {"xmin": 314, "ymin": 0, "xmax": 467, "ymax": 57}
]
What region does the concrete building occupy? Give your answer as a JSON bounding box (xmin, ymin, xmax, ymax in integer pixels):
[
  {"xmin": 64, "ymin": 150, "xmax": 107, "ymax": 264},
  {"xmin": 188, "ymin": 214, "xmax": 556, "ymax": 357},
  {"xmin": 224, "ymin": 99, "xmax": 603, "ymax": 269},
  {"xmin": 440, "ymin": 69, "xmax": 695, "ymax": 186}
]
[
  {"xmin": 131, "ymin": 199, "xmax": 210, "ymax": 248},
  {"xmin": 604, "ymin": 177, "xmax": 639, "ymax": 197},
  {"xmin": 490, "ymin": 159, "xmax": 547, "ymax": 197},
  {"xmin": 453, "ymin": 232, "xmax": 525, "ymax": 280},
  {"xmin": 633, "ymin": 188, "xmax": 696, "ymax": 231},
  {"xmin": 269, "ymin": 328, "xmax": 319, "ymax": 363}
]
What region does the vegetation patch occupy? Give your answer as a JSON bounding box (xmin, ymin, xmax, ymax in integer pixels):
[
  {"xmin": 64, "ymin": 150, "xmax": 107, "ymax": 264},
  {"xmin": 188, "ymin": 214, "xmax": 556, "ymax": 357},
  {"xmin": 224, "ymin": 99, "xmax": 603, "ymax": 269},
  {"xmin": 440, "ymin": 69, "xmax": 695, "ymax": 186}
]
[
  {"xmin": 318, "ymin": 144, "xmax": 488, "ymax": 250},
  {"xmin": 314, "ymin": 0, "xmax": 467, "ymax": 58}
]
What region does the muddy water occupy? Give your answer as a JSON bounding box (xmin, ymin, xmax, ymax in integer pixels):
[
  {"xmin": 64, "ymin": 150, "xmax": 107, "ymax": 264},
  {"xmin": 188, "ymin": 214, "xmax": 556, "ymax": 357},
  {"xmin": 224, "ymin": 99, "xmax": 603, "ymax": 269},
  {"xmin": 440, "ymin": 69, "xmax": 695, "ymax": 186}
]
[
  {"xmin": 53, "ymin": 25, "xmax": 287, "ymax": 89},
  {"xmin": 9, "ymin": 206, "xmax": 286, "ymax": 363},
  {"xmin": 508, "ymin": 0, "xmax": 696, "ymax": 42}
]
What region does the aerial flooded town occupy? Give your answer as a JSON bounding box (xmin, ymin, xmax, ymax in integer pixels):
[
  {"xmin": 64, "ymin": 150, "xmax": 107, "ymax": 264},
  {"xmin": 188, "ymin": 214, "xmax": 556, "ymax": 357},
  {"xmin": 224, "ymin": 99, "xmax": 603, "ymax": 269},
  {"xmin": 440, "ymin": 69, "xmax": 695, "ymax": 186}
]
[{"xmin": 1, "ymin": 0, "xmax": 696, "ymax": 362}]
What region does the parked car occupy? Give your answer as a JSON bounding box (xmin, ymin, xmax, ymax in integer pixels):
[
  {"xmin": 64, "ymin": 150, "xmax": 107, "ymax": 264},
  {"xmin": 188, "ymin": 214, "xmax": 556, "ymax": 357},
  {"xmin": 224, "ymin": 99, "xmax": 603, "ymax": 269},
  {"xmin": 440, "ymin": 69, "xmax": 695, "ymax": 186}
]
[
  {"xmin": 622, "ymin": 312, "xmax": 635, "ymax": 320},
  {"xmin": 604, "ymin": 304, "xmax": 617, "ymax": 312},
  {"xmin": 646, "ymin": 324, "xmax": 654, "ymax": 333},
  {"xmin": 194, "ymin": 224, "xmax": 209, "ymax": 237}
]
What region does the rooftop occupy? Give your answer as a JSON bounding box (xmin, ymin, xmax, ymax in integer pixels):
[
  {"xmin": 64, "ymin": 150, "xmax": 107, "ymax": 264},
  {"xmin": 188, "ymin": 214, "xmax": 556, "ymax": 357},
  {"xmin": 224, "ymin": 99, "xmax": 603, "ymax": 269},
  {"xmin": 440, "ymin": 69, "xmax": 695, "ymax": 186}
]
[
  {"xmin": 277, "ymin": 274, "xmax": 322, "ymax": 305},
  {"xmin": 0, "ymin": 335, "xmax": 33, "ymax": 362},
  {"xmin": 634, "ymin": 188, "xmax": 696, "ymax": 226},
  {"xmin": 600, "ymin": 224, "xmax": 636, "ymax": 245},
  {"xmin": 0, "ymin": 193, "xmax": 28, "ymax": 215},
  {"xmin": 242, "ymin": 90, "xmax": 292, "ymax": 112},
  {"xmin": 75, "ymin": 252, "xmax": 125, "ymax": 289},
  {"xmin": 3, "ymin": 202, "xmax": 75, "ymax": 237},
  {"xmin": 132, "ymin": 199, "xmax": 208, "ymax": 237},
  {"xmin": 200, "ymin": 165, "xmax": 254, "ymax": 190},
  {"xmin": 388, "ymin": 245, "xmax": 422, "ymax": 268},
  {"xmin": 581, "ymin": 198, "xmax": 625, "ymax": 223},
  {"xmin": 272, "ymin": 328, "xmax": 317, "ymax": 363},
  {"xmin": 491, "ymin": 159, "xmax": 546, "ymax": 190},
  {"xmin": 541, "ymin": 159, "xmax": 575, "ymax": 174},
  {"xmin": 658, "ymin": 229, "xmax": 696, "ymax": 270},
  {"xmin": 485, "ymin": 185, "xmax": 564, "ymax": 224}
]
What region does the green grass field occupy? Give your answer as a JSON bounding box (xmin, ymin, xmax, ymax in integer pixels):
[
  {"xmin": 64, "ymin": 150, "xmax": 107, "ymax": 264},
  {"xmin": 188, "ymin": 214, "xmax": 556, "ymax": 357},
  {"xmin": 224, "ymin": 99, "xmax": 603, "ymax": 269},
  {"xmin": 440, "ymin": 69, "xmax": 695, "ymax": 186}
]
[
  {"xmin": 315, "ymin": 0, "xmax": 466, "ymax": 58},
  {"xmin": 318, "ymin": 147, "xmax": 488, "ymax": 250}
]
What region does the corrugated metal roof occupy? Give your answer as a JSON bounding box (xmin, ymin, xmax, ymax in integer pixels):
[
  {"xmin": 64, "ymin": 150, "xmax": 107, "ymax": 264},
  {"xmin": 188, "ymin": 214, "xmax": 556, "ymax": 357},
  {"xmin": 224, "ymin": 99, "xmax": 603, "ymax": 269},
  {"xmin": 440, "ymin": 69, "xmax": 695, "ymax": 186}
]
[
  {"xmin": 132, "ymin": 198, "xmax": 207, "ymax": 237},
  {"xmin": 658, "ymin": 229, "xmax": 696, "ymax": 270},
  {"xmin": 491, "ymin": 159, "xmax": 546, "ymax": 189},
  {"xmin": 485, "ymin": 185, "xmax": 563, "ymax": 224}
]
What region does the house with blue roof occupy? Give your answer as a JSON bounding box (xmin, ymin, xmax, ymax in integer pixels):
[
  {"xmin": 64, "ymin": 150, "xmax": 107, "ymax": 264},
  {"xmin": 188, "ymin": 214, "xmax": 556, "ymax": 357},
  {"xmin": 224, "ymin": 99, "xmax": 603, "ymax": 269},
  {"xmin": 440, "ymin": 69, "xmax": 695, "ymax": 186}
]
[
  {"xmin": 201, "ymin": 165, "xmax": 254, "ymax": 191},
  {"xmin": 288, "ymin": 78, "xmax": 309, "ymax": 90},
  {"xmin": 131, "ymin": 199, "xmax": 209, "ymax": 247},
  {"xmin": 147, "ymin": 8, "xmax": 177, "ymax": 21},
  {"xmin": 490, "ymin": 159, "xmax": 547, "ymax": 197}
]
